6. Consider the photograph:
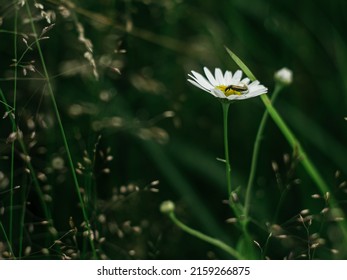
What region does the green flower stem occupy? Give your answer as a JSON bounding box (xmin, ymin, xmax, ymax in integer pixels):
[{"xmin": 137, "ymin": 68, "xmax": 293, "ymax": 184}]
[
  {"xmin": 168, "ymin": 211, "xmax": 244, "ymax": 260},
  {"xmin": 0, "ymin": 221, "xmax": 15, "ymax": 259},
  {"xmin": 221, "ymin": 102, "xmax": 256, "ymax": 259},
  {"xmin": 221, "ymin": 102, "xmax": 232, "ymax": 195},
  {"xmin": 25, "ymin": 3, "xmax": 96, "ymax": 257},
  {"xmin": 244, "ymin": 84, "xmax": 283, "ymax": 221},
  {"xmin": 9, "ymin": 5, "xmax": 19, "ymax": 250}
]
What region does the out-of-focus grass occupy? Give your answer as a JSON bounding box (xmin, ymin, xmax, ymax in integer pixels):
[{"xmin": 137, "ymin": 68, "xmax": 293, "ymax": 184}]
[{"xmin": 0, "ymin": 0, "xmax": 346, "ymax": 259}]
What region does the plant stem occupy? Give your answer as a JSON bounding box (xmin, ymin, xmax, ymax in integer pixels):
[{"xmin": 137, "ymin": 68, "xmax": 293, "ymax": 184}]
[
  {"xmin": 18, "ymin": 197, "xmax": 27, "ymax": 259},
  {"xmin": 221, "ymin": 102, "xmax": 256, "ymax": 259},
  {"xmin": 221, "ymin": 102, "xmax": 232, "ymax": 195},
  {"xmin": 168, "ymin": 212, "xmax": 244, "ymax": 259},
  {"xmin": 9, "ymin": 4, "xmax": 19, "ymax": 251},
  {"xmin": 0, "ymin": 88, "xmax": 51, "ymax": 221},
  {"xmin": 25, "ymin": 3, "xmax": 96, "ymax": 258},
  {"xmin": 0, "ymin": 221, "xmax": 15, "ymax": 259},
  {"xmin": 244, "ymin": 84, "xmax": 283, "ymax": 221}
]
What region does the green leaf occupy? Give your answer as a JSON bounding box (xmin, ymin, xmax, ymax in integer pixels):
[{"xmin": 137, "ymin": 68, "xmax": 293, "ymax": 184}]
[{"xmin": 225, "ymin": 46, "xmax": 257, "ymax": 81}]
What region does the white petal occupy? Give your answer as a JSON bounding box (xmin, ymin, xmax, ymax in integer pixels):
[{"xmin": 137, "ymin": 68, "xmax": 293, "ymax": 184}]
[
  {"xmin": 189, "ymin": 71, "xmax": 213, "ymax": 90},
  {"xmin": 215, "ymin": 68, "xmax": 224, "ymax": 84},
  {"xmin": 226, "ymin": 94, "xmax": 251, "ymax": 100},
  {"xmin": 226, "ymin": 88, "xmax": 267, "ymax": 100},
  {"xmin": 249, "ymin": 80, "xmax": 260, "ymax": 87},
  {"xmin": 209, "ymin": 90, "xmax": 218, "ymax": 97},
  {"xmin": 245, "ymin": 91, "xmax": 265, "ymax": 98},
  {"xmin": 230, "ymin": 70, "xmax": 242, "ymax": 84},
  {"xmin": 226, "ymin": 94, "xmax": 243, "ymax": 100},
  {"xmin": 240, "ymin": 77, "xmax": 250, "ymax": 85},
  {"xmin": 249, "ymin": 88, "xmax": 268, "ymax": 96},
  {"xmin": 224, "ymin": 71, "xmax": 232, "ymax": 85},
  {"xmin": 248, "ymin": 84, "xmax": 268, "ymax": 94},
  {"xmin": 249, "ymin": 84, "xmax": 265, "ymax": 92},
  {"xmin": 212, "ymin": 88, "xmax": 226, "ymax": 98},
  {"xmin": 187, "ymin": 79, "xmax": 211, "ymax": 93},
  {"xmin": 204, "ymin": 67, "xmax": 218, "ymax": 86}
]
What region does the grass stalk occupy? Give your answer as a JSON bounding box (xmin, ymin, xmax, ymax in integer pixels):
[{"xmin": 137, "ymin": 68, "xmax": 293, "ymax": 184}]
[
  {"xmin": 18, "ymin": 196, "xmax": 27, "ymax": 259},
  {"xmin": 244, "ymin": 84, "xmax": 283, "ymax": 221},
  {"xmin": 168, "ymin": 212, "xmax": 244, "ymax": 260},
  {"xmin": 1, "ymin": 89, "xmax": 59, "ymax": 256},
  {"xmin": 0, "ymin": 221, "xmax": 15, "ymax": 259},
  {"xmin": 25, "ymin": 3, "xmax": 96, "ymax": 258},
  {"xmin": 9, "ymin": 4, "xmax": 19, "ymax": 251},
  {"xmin": 0, "ymin": 91, "xmax": 49, "ymax": 216}
]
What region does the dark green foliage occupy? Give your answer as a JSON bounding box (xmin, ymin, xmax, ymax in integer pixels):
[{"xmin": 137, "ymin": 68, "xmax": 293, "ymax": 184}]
[{"xmin": 0, "ymin": 0, "xmax": 346, "ymax": 259}]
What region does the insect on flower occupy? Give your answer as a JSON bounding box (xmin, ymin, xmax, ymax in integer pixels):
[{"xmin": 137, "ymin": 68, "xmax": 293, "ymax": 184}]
[
  {"xmin": 187, "ymin": 67, "xmax": 267, "ymax": 101},
  {"xmin": 225, "ymin": 83, "xmax": 249, "ymax": 94}
]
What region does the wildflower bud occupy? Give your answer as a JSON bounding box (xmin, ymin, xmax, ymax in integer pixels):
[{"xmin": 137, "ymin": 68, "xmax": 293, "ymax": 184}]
[
  {"xmin": 331, "ymin": 249, "xmax": 339, "ymax": 254},
  {"xmin": 160, "ymin": 200, "xmax": 175, "ymax": 214},
  {"xmin": 274, "ymin": 67, "xmax": 293, "ymax": 86}
]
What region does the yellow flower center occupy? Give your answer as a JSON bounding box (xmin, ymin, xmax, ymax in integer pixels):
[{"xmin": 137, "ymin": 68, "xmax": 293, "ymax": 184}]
[{"xmin": 215, "ymin": 85, "xmax": 243, "ymax": 97}]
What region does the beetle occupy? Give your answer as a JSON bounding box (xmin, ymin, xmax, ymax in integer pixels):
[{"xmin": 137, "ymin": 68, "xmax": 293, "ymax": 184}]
[{"xmin": 225, "ymin": 83, "xmax": 248, "ymax": 94}]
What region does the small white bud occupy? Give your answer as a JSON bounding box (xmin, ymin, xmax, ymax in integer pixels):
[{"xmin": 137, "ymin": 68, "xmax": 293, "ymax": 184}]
[
  {"xmin": 160, "ymin": 200, "xmax": 175, "ymax": 214},
  {"xmin": 274, "ymin": 67, "xmax": 293, "ymax": 85}
]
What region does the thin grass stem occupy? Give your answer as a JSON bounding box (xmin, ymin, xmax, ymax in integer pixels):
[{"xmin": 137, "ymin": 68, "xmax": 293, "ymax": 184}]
[
  {"xmin": 168, "ymin": 212, "xmax": 244, "ymax": 260},
  {"xmin": 0, "ymin": 85, "xmax": 54, "ymax": 256},
  {"xmin": 9, "ymin": 4, "xmax": 19, "ymax": 252},
  {"xmin": 18, "ymin": 198, "xmax": 27, "ymax": 259},
  {"xmin": 0, "ymin": 86, "xmax": 52, "ymax": 239},
  {"xmin": 0, "ymin": 221, "xmax": 16, "ymax": 259},
  {"xmin": 25, "ymin": 3, "xmax": 96, "ymax": 258},
  {"xmin": 244, "ymin": 84, "xmax": 283, "ymax": 221}
]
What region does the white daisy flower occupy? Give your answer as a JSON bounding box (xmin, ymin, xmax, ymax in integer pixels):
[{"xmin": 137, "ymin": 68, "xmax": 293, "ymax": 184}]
[{"xmin": 187, "ymin": 67, "xmax": 268, "ymax": 101}]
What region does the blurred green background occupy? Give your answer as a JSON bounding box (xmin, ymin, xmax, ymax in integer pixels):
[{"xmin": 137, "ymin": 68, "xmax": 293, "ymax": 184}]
[{"xmin": 0, "ymin": 0, "xmax": 347, "ymax": 259}]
